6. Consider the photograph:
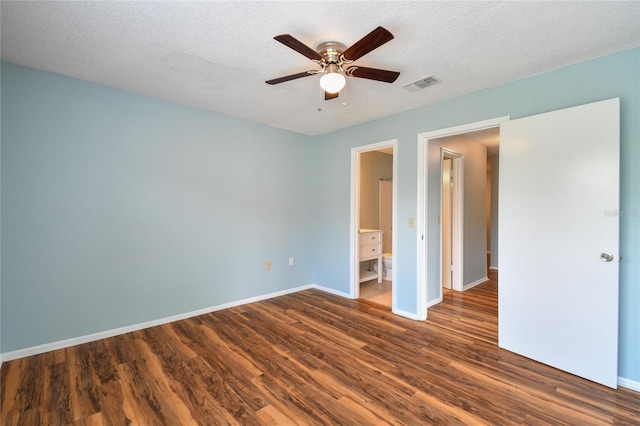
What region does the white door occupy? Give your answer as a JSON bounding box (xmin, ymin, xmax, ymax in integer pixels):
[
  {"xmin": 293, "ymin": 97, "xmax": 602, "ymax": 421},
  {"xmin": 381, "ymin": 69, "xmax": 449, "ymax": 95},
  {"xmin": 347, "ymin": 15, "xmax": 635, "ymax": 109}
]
[
  {"xmin": 499, "ymin": 98, "xmax": 620, "ymax": 388},
  {"xmin": 442, "ymin": 158, "xmax": 453, "ymax": 290}
]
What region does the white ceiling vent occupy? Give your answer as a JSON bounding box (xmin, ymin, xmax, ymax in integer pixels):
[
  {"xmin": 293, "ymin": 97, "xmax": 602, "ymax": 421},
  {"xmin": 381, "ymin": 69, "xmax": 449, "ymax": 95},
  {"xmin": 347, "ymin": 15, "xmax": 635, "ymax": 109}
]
[{"xmin": 403, "ymin": 76, "xmax": 440, "ymax": 92}]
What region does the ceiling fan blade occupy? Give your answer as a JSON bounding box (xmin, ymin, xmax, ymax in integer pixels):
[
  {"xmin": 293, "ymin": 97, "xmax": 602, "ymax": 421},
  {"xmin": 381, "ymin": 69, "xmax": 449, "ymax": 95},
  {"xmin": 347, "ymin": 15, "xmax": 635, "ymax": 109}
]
[
  {"xmin": 324, "ymin": 91, "xmax": 339, "ymax": 100},
  {"xmin": 342, "ymin": 26, "xmax": 394, "ymax": 61},
  {"xmin": 346, "ymin": 66, "xmax": 400, "ymax": 83},
  {"xmin": 265, "ymin": 71, "xmax": 313, "ymax": 85},
  {"xmin": 274, "ymin": 34, "xmax": 323, "ymax": 61}
]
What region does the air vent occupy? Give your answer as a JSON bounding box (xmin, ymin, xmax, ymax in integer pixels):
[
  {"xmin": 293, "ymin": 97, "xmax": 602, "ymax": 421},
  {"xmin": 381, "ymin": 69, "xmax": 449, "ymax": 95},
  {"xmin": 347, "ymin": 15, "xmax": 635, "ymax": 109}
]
[{"xmin": 403, "ymin": 75, "xmax": 440, "ymax": 92}]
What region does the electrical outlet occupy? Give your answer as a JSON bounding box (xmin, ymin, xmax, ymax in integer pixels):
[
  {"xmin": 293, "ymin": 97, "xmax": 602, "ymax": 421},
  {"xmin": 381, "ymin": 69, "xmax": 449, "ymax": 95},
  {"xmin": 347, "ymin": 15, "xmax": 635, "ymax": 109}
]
[
  {"xmin": 409, "ymin": 217, "xmax": 415, "ymax": 228},
  {"xmin": 265, "ymin": 260, "xmax": 272, "ymax": 271},
  {"xmin": 289, "ymin": 257, "xmax": 294, "ymax": 266}
]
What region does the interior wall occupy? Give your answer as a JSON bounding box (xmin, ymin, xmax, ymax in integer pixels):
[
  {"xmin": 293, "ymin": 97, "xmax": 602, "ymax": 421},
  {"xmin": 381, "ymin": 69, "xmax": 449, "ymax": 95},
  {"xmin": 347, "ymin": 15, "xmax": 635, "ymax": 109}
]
[
  {"xmin": 359, "ymin": 151, "xmax": 393, "ymax": 230},
  {"xmin": 312, "ymin": 48, "xmax": 639, "ymax": 383},
  {"xmin": 0, "ymin": 62, "xmax": 315, "ymax": 353},
  {"xmin": 489, "ymin": 155, "xmax": 500, "ymax": 268},
  {"xmin": 1, "ymin": 49, "xmax": 638, "ymax": 385},
  {"xmin": 435, "ymin": 135, "xmax": 488, "ymax": 287}
]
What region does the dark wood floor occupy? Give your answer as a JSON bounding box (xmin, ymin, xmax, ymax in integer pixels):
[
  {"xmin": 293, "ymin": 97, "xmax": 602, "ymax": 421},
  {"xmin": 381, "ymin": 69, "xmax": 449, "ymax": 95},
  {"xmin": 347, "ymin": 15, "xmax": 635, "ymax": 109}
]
[{"xmin": 2, "ymin": 276, "xmax": 639, "ymax": 425}]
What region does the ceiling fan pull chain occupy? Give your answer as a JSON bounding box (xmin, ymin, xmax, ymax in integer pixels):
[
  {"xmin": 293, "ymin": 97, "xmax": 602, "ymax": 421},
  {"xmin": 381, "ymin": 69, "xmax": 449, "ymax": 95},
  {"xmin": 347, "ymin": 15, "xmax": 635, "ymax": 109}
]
[{"xmin": 342, "ymin": 83, "xmax": 348, "ymax": 107}]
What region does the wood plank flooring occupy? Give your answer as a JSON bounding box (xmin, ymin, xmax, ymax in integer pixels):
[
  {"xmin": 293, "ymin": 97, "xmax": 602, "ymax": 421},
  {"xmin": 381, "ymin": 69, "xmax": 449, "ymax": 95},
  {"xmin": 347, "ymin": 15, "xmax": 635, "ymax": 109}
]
[{"xmin": 2, "ymin": 277, "xmax": 639, "ymax": 425}]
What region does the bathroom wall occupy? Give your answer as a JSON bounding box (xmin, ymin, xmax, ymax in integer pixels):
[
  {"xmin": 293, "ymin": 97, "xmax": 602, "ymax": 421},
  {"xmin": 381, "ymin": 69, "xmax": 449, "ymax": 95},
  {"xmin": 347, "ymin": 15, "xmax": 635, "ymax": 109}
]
[
  {"xmin": 359, "ymin": 151, "xmax": 393, "ymax": 230},
  {"xmin": 435, "ymin": 135, "xmax": 488, "ymax": 286}
]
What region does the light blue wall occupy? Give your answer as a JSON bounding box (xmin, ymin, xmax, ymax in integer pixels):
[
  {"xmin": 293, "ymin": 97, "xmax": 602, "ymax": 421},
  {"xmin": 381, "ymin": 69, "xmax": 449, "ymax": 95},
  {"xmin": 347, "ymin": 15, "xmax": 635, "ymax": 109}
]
[
  {"xmin": 1, "ymin": 48, "xmax": 638, "ymax": 384},
  {"xmin": 1, "ymin": 62, "xmax": 315, "ymax": 352},
  {"xmin": 312, "ymin": 48, "xmax": 639, "ymax": 382}
]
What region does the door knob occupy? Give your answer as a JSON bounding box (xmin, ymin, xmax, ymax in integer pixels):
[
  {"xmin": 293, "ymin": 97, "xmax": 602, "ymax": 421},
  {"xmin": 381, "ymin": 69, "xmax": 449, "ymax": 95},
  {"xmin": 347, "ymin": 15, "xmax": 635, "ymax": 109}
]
[{"xmin": 600, "ymin": 252, "xmax": 614, "ymax": 262}]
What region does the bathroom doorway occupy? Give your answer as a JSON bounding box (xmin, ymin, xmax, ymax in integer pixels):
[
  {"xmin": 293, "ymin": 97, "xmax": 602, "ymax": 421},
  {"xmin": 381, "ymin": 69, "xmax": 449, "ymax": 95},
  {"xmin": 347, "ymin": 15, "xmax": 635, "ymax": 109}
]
[{"xmin": 350, "ymin": 140, "xmax": 398, "ymax": 311}]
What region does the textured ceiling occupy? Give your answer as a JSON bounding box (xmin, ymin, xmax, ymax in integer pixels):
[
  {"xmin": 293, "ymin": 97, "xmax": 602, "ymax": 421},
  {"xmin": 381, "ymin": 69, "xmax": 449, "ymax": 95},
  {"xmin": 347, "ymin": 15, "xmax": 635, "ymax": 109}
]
[{"xmin": 2, "ymin": 1, "xmax": 639, "ymax": 136}]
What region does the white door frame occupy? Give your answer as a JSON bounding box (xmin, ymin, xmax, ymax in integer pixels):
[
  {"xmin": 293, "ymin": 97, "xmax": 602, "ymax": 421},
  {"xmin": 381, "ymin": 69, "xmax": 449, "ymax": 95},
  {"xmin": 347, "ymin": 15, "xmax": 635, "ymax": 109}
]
[
  {"xmin": 440, "ymin": 148, "xmax": 464, "ymax": 294},
  {"xmin": 350, "ymin": 139, "xmax": 398, "ymax": 313},
  {"xmin": 417, "ymin": 116, "xmax": 509, "ymax": 319}
]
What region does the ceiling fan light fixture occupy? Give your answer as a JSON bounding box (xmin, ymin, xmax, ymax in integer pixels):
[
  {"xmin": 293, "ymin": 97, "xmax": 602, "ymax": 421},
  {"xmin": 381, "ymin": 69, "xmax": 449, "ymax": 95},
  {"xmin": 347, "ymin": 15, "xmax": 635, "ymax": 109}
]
[
  {"xmin": 320, "ymin": 69, "xmax": 345, "ymax": 94},
  {"xmin": 320, "ymin": 72, "xmax": 345, "ymax": 94}
]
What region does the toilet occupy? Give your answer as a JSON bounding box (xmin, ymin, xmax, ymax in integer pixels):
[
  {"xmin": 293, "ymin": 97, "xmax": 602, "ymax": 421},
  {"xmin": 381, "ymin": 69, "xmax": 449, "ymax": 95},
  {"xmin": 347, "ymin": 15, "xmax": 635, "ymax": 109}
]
[{"xmin": 382, "ymin": 253, "xmax": 392, "ymax": 280}]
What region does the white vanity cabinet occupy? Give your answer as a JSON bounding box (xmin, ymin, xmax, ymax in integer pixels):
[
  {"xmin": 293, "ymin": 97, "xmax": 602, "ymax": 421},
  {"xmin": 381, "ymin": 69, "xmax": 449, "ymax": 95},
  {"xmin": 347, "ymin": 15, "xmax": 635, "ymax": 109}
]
[{"xmin": 358, "ymin": 229, "xmax": 382, "ymax": 284}]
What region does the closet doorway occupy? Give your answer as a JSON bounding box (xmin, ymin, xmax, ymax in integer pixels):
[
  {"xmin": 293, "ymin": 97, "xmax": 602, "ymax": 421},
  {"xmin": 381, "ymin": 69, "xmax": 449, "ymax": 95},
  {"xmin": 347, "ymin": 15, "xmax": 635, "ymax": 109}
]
[
  {"xmin": 440, "ymin": 149, "xmax": 464, "ymax": 292},
  {"xmin": 350, "ymin": 139, "xmax": 398, "ymax": 311}
]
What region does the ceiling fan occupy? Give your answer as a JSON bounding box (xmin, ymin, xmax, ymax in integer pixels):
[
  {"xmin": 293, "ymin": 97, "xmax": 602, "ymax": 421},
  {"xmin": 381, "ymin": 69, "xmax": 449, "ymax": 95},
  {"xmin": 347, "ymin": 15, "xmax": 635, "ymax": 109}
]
[{"xmin": 265, "ymin": 26, "xmax": 400, "ymax": 100}]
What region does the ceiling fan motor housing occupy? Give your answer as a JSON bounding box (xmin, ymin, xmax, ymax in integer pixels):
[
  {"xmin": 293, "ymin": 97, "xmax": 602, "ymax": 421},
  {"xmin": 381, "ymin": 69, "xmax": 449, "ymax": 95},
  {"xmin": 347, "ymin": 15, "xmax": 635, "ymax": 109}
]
[{"xmin": 316, "ymin": 41, "xmax": 348, "ymax": 66}]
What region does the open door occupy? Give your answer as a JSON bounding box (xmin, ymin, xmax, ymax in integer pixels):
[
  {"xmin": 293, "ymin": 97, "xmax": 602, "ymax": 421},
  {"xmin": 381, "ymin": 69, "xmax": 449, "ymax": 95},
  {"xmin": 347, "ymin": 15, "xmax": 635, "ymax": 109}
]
[
  {"xmin": 499, "ymin": 98, "xmax": 619, "ymax": 388},
  {"xmin": 442, "ymin": 157, "xmax": 453, "ymax": 290}
]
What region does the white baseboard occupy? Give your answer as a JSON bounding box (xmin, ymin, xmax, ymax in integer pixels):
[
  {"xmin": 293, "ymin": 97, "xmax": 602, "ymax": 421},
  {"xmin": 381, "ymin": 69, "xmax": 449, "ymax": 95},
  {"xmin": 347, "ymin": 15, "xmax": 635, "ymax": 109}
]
[
  {"xmin": 6, "ymin": 284, "xmax": 636, "ymax": 393},
  {"xmin": 1, "ymin": 284, "xmax": 314, "ymax": 362},
  {"xmin": 310, "ymin": 284, "xmax": 351, "ymax": 299},
  {"xmin": 394, "ymin": 308, "xmax": 426, "ymax": 321},
  {"xmin": 463, "ymin": 277, "xmax": 489, "ymax": 291},
  {"xmin": 426, "ymin": 296, "xmax": 443, "ymax": 308},
  {"xmin": 618, "ymin": 376, "xmax": 640, "ymax": 392}
]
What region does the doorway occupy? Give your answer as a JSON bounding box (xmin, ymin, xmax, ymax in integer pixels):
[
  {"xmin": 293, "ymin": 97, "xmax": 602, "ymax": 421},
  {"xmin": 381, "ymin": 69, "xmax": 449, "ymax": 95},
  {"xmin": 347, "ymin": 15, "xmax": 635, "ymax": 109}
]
[
  {"xmin": 350, "ymin": 140, "xmax": 398, "ymax": 311},
  {"xmin": 416, "ymin": 116, "xmax": 509, "ymax": 320},
  {"xmin": 417, "ymin": 100, "xmax": 620, "ymax": 388},
  {"xmin": 440, "ymin": 149, "xmax": 464, "ymax": 292}
]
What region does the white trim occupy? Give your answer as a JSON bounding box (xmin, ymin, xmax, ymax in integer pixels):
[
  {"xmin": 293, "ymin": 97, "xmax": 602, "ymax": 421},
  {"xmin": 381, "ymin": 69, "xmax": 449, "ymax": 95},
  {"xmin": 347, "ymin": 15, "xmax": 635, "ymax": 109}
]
[
  {"xmin": 350, "ymin": 139, "xmax": 398, "ymax": 304},
  {"xmin": 3, "ymin": 281, "xmax": 638, "ymax": 391},
  {"xmin": 391, "ymin": 144, "xmax": 399, "ymax": 314},
  {"xmin": 489, "ymin": 266, "xmax": 499, "ymax": 271},
  {"xmin": 416, "ymin": 139, "xmax": 427, "ymax": 319},
  {"xmin": 394, "ymin": 308, "xmax": 425, "ymax": 321},
  {"xmin": 311, "ymin": 284, "xmax": 351, "ymax": 299},
  {"xmin": 463, "ymin": 277, "xmax": 489, "ymax": 291},
  {"xmin": 350, "ymin": 148, "xmax": 360, "ymax": 299},
  {"xmin": 417, "ymin": 116, "xmax": 510, "ymax": 319},
  {"xmin": 1, "ymin": 284, "xmax": 314, "ymax": 362},
  {"xmin": 420, "ymin": 116, "xmax": 511, "ymax": 140},
  {"xmin": 618, "ymin": 377, "xmax": 640, "ymax": 392},
  {"xmin": 426, "ymin": 296, "xmax": 443, "ymax": 309}
]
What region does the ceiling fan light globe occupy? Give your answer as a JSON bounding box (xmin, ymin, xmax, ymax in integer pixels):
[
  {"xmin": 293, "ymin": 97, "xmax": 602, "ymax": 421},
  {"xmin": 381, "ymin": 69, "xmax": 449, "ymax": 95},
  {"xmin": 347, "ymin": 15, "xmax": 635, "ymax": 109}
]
[{"xmin": 320, "ymin": 72, "xmax": 346, "ymax": 94}]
